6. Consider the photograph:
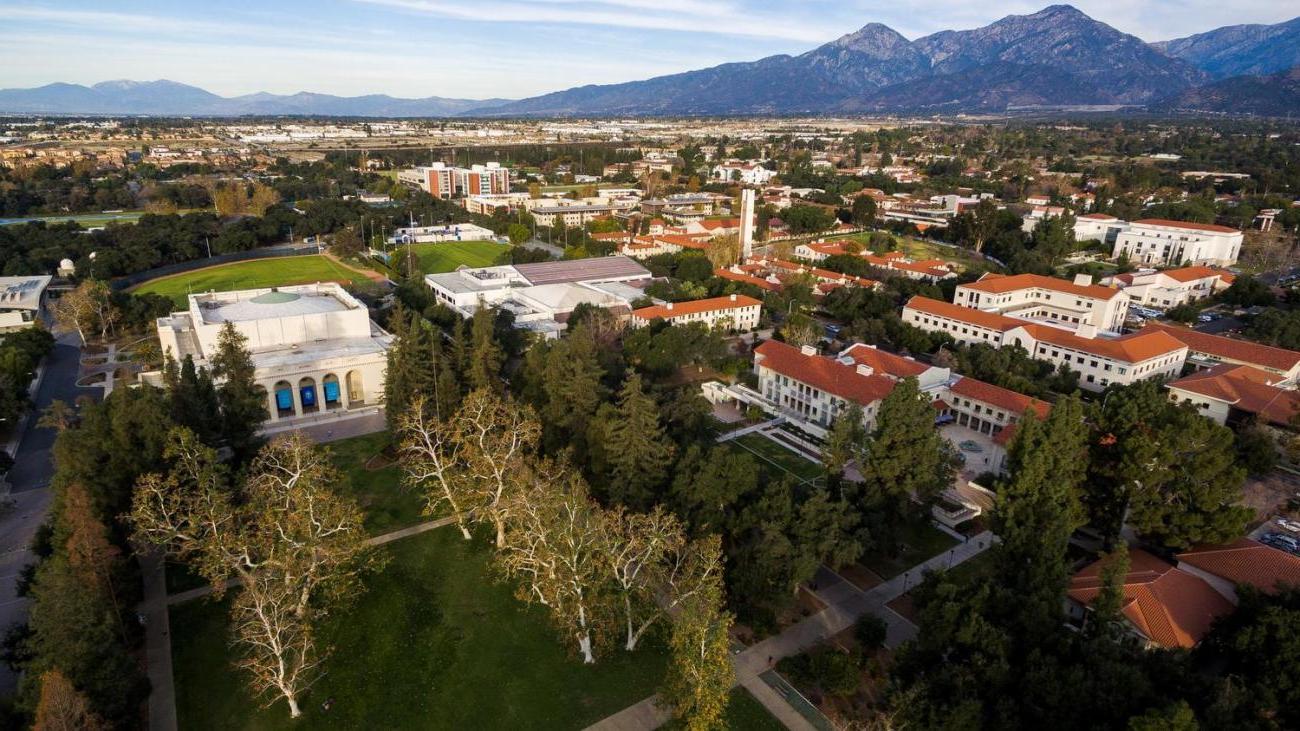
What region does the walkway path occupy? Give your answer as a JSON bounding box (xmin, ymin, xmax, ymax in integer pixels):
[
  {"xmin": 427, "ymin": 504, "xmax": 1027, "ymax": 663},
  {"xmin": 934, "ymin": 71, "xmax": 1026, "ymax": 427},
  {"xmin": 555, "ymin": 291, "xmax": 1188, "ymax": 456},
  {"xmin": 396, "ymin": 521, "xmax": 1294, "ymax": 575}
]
[
  {"xmin": 143, "ymin": 514, "xmax": 459, "ymax": 729},
  {"xmin": 585, "ymin": 531, "xmax": 996, "ymax": 731}
]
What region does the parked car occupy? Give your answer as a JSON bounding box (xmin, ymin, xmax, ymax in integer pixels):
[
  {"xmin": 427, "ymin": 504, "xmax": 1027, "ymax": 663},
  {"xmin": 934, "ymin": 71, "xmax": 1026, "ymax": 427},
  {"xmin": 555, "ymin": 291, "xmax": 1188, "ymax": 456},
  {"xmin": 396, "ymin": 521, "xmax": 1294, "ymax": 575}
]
[
  {"xmin": 1275, "ymin": 518, "xmax": 1300, "ymax": 533},
  {"xmin": 1261, "ymin": 532, "xmax": 1300, "ymax": 554}
]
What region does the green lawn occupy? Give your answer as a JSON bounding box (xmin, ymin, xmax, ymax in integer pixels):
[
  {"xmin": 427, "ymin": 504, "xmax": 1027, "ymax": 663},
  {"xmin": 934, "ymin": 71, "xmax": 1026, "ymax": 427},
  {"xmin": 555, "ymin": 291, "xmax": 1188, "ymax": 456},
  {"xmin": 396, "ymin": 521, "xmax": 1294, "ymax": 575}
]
[
  {"xmin": 170, "ymin": 527, "xmax": 671, "ymax": 730},
  {"xmin": 662, "ymin": 688, "xmax": 784, "ymax": 731},
  {"xmin": 389, "ymin": 240, "xmax": 509, "ymax": 275},
  {"xmin": 327, "ymin": 431, "xmax": 426, "ymax": 535},
  {"xmin": 133, "ymin": 255, "xmax": 369, "ymax": 306},
  {"xmin": 859, "ymin": 514, "xmax": 959, "ymax": 579},
  {"xmin": 729, "ymin": 432, "xmax": 824, "ymax": 483}
]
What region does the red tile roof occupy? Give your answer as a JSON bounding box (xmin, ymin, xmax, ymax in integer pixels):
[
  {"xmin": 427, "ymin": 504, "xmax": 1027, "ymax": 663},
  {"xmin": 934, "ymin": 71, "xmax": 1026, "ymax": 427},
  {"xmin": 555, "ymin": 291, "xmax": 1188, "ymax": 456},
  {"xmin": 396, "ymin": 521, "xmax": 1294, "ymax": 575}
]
[
  {"xmin": 1079, "ymin": 213, "xmax": 1120, "ymax": 221},
  {"xmin": 754, "ymin": 340, "xmax": 896, "ymax": 407},
  {"xmin": 1069, "ymin": 549, "xmax": 1234, "ymax": 649},
  {"xmin": 1167, "ymin": 364, "xmax": 1300, "ymax": 426},
  {"xmin": 1161, "ymin": 266, "xmax": 1236, "ymax": 284},
  {"xmin": 904, "ymin": 295, "xmax": 1023, "ymax": 332},
  {"xmin": 961, "ymin": 272, "xmax": 1123, "ymax": 301},
  {"xmin": 1143, "ymin": 323, "xmax": 1300, "ymax": 373},
  {"xmin": 714, "ymin": 268, "xmax": 781, "ymax": 291},
  {"xmin": 632, "ymin": 294, "xmax": 761, "ymax": 321},
  {"xmin": 1177, "ymin": 538, "xmax": 1300, "ymax": 593},
  {"xmin": 1133, "ymin": 219, "xmax": 1240, "ymax": 234},
  {"xmin": 949, "ymin": 376, "xmax": 1051, "ymax": 419},
  {"xmin": 840, "ymin": 343, "xmax": 930, "ymax": 379}
]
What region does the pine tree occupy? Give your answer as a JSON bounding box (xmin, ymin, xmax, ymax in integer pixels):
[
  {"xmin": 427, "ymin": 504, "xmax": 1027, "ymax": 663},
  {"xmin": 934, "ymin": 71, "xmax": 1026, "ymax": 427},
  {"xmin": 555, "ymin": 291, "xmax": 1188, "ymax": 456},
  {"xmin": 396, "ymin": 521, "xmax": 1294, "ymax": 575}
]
[
  {"xmin": 383, "ymin": 311, "xmax": 436, "ymax": 431},
  {"xmin": 210, "ymin": 322, "xmax": 266, "ymax": 459},
  {"xmin": 167, "ymin": 355, "xmax": 221, "ymax": 444},
  {"xmin": 858, "ymin": 377, "xmax": 953, "ymax": 508},
  {"xmin": 466, "ymin": 308, "xmax": 504, "ymax": 392},
  {"xmin": 541, "ymin": 324, "xmax": 606, "ymax": 447},
  {"xmin": 600, "ymin": 372, "xmax": 674, "ymax": 508}
]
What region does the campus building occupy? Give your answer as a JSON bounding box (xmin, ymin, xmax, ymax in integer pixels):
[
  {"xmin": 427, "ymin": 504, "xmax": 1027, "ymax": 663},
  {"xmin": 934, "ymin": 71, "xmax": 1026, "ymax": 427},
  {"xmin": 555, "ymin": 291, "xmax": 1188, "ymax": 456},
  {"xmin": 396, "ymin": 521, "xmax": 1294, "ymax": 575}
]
[
  {"xmin": 902, "ymin": 296, "xmax": 1188, "ymax": 391},
  {"xmin": 1112, "ymin": 219, "xmax": 1243, "ymax": 267},
  {"xmin": 630, "ymin": 294, "xmax": 761, "ymax": 331},
  {"xmin": 953, "ymin": 272, "xmax": 1129, "ymax": 334},
  {"xmin": 424, "ymin": 256, "xmax": 651, "ymax": 339},
  {"xmin": 1107, "ymin": 267, "xmax": 1235, "ymax": 309},
  {"xmin": 0, "ymin": 275, "xmax": 52, "ymax": 332},
  {"xmin": 398, "ymin": 162, "xmax": 511, "ymax": 198},
  {"xmin": 793, "ymin": 242, "xmax": 957, "ymax": 283},
  {"xmin": 1141, "ymin": 322, "xmax": 1300, "ymax": 384},
  {"xmin": 151, "ymin": 283, "xmax": 391, "ymax": 425}
]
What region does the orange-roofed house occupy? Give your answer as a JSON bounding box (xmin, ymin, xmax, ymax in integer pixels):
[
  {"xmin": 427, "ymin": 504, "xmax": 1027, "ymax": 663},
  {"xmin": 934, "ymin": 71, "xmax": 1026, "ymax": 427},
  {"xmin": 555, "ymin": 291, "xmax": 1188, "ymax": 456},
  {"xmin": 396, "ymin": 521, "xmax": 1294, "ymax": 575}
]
[
  {"xmin": 954, "ymin": 271, "xmax": 1130, "ymax": 334},
  {"xmin": 1166, "ymin": 363, "xmax": 1300, "ymax": 426},
  {"xmin": 630, "ymin": 294, "xmax": 761, "ymax": 332},
  {"xmin": 1113, "ymin": 219, "xmax": 1243, "ymax": 267},
  {"xmin": 1067, "ymin": 549, "xmax": 1235, "ymax": 649},
  {"xmin": 1143, "ymin": 322, "xmax": 1300, "ymax": 384},
  {"xmin": 752, "ymin": 339, "xmax": 899, "ymax": 435},
  {"xmin": 1109, "ymin": 267, "xmax": 1235, "ymax": 309},
  {"xmin": 1176, "ymin": 538, "xmax": 1300, "ymax": 604}
]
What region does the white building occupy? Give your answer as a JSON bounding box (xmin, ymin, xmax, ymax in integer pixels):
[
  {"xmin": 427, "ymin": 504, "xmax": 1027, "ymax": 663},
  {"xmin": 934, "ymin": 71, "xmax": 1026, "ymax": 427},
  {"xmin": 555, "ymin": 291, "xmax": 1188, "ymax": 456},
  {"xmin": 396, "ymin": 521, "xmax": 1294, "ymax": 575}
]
[
  {"xmin": 530, "ymin": 203, "xmax": 630, "ymax": 228},
  {"xmin": 1108, "ymin": 267, "xmax": 1235, "ymax": 309},
  {"xmin": 0, "ymin": 276, "xmax": 51, "ymax": 332},
  {"xmin": 954, "ymin": 272, "xmax": 1130, "ymax": 334},
  {"xmin": 388, "ymin": 223, "xmax": 499, "ymax": 245},
  {"xmin": 630, "ymin": 294, "xmax": 761, "ymax": 331},
  {"xmin": 398, "ymin": 162, "xmax": 511, "ymax": 199},
  {"xmin": 711, "ymin": 161, "xmax": 776, "ymax": 186},
  {"xmin": 903, "ymin": 296, "xmax": 1188, "ymax": 391},
  {"xmin": 1073, "ymin": 213, "xmax": 1130, "ymax": 244},
  {"xmin": 152, "ymin": 283, "xmax": 390, "ymax": 424},
  {"xmin": 1112, "ymin": 219, "xmax": 1243, "ymax": 267},
  {"xmin": 424, "ymin": 256, "xmax": 651, "ymax": 339}
]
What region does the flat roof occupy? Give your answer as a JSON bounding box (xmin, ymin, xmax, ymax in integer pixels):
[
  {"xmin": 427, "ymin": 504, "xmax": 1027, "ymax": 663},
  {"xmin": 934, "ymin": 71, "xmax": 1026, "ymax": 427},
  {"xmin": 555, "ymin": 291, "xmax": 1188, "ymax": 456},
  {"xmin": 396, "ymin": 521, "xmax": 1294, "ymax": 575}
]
[
  {"xmin": 514, "ymin": 256, "xmax": 649, "ymax": 286},
  {"xmin": 0, "ymin": 275, "xmax": 51, "ymax": 311},
  {"xmin": 194, "ymin": 285, "xmax": 354, "ymax": 324}
]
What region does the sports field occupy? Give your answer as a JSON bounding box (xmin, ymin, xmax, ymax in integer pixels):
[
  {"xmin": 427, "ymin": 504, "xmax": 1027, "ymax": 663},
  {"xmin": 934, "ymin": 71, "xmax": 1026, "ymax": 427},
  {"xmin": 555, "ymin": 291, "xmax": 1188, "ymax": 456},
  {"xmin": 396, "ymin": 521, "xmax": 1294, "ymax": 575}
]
[
  {"xmin": 386, "ymin": 240, "xmax": 510, "ymax": 274},
  {"xmin": 132, "ymin": 255, "xmax": 369, "ymax": 306}
]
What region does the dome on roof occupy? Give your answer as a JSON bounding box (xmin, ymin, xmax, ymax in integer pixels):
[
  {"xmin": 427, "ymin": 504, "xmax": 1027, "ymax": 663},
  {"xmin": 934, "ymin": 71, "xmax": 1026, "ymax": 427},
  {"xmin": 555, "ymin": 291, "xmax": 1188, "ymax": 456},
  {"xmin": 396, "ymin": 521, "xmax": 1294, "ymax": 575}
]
[
  {"xmin": 250, "ymin": 290, "xmax": 301, "ymax": 305},
  {"xmin": 59, "ymin": 258, "xmax": 75, "ymax": 272}
]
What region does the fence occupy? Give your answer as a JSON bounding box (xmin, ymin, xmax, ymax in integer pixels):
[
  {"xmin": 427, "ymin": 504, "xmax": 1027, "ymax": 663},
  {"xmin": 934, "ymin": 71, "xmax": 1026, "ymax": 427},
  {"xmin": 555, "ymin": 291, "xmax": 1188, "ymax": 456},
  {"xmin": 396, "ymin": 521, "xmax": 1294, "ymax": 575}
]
[{"xmin": 109, "ymin": 244, "xmax": 321, "ymax": 290}]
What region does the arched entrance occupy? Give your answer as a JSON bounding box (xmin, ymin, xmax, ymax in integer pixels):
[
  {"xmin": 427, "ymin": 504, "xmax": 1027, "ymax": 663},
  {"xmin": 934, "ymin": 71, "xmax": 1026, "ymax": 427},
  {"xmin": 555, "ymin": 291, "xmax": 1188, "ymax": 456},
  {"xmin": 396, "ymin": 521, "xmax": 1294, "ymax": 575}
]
[
  {"xmin": 322, "ymin": 373, "xmax": 342, "ymax": 410},
  {"xmin": 273, "ymin": 380, "xmax": 294, "ymax": 419},
  {"xmin": 298, "ymin": 376, "xmax": 319, "ymax": 415},
  {"xmin": 346, "ymin": 370, "xmax": 364, "ymax": 406}
]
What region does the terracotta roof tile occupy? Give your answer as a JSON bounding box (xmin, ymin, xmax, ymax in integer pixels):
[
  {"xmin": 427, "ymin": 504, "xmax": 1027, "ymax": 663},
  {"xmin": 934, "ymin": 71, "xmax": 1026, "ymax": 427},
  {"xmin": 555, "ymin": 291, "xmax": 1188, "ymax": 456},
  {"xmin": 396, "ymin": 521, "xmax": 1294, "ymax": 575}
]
[
  {"xmin": 1133, "ymin": 219, "xmax": 1240, "ymax": 234},
  {"xmin": 840, "ymin": 343, "xmax": 930, "ymax": 379},
  {"xmin": 1143, "ymin": 323, "xmax": 1300, "ymax": 373},
  {"xmin": 904, "ymin": 295, "xmax": 1023, "ymax": 332},
  {"xmin": 949, "ymin": 376, "xmax": 1051, "ymax": 419},
  {"xmin": 754, "ymin": 340, "xmax": 896, "ymax": 407},
  {"xmin": 1177, "ymin": 538, "xmax": 1300, "ymax": 592},
  {"xmin": 961, "ymin": 272, "xmax": 1123, "ymax": 301},
  {"xmin": 633, "ymin": 295, "xmax": 761, "ymax": 321},
  {"xmin": 1167, "ymin": 364, "xmax": 1300, "ymax": 426}
]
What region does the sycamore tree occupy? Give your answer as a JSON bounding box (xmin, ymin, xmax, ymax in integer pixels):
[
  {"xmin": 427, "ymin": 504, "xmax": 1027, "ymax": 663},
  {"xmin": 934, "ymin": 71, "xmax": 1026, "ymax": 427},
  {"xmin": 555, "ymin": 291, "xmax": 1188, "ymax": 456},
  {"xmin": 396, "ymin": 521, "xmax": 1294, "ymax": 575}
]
[
  {"xmin": 397, "ymin": 395, "xmax": 471, "ymax": 540},
  {"xmin": 499, "ymin": 465, "xmax": 610, "ymax": 664},
  {"xmin": 453, "ymin": 388, "xmax": 541, "ymax": 548},
  {"xmin": 605, "ymin": 506, "xmax": 724, "ymax": 651},
  {"xmin": 53, "ymin": 280, "xmax": 117, "ymax": 345},
  {"xmin": 129, "ymin": 430, "xmax": 375, "ymax": 718},
  {"xmin": 660, "ymin": 576, "xmax": 734, "ymax": 731},
  {"xmin": 33, "ymin": 669, "xmax": 105, "ymax": 731}
]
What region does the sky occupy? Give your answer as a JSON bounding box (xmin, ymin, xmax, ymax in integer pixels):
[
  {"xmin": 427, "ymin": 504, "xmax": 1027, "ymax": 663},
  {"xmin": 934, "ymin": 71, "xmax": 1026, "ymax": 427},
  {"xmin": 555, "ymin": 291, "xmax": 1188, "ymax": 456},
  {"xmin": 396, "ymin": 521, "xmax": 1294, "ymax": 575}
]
[{"xmin": 0, "ymin": 0, "xmax": 1296, "ymax": 100}]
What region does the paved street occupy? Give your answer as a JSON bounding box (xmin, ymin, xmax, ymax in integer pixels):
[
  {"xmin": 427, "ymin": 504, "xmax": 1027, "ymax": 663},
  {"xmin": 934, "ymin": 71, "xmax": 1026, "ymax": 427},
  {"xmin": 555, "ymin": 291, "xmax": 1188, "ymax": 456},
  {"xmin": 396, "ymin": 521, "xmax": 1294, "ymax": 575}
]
[{"xmin": 0, "ymin": 331, "xmax": 90, "ymax": 696}]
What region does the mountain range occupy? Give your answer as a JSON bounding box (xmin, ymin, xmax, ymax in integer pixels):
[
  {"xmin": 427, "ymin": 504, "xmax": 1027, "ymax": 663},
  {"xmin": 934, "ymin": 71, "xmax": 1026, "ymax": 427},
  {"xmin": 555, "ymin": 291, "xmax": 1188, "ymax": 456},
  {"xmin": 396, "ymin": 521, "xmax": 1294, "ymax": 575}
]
[{"xmin": 1, "ymin": 5, "xmax": 1297, "ymax": 118}]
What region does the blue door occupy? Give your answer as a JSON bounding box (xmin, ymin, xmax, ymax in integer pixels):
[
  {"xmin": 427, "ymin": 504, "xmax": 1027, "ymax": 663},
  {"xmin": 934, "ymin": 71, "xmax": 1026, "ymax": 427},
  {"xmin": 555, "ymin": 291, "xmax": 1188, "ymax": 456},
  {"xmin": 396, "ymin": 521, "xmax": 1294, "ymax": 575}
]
[
  {"xmin": 300, "ymin": 385, "xmax": 317, "ymax": 407},
  {"xmin": 275, "ymin": 388, "xmax": 293, "ymax": 411},
  {"xmin": 323, "ymin": 381, "xmax": 340, "ymax": 404}
]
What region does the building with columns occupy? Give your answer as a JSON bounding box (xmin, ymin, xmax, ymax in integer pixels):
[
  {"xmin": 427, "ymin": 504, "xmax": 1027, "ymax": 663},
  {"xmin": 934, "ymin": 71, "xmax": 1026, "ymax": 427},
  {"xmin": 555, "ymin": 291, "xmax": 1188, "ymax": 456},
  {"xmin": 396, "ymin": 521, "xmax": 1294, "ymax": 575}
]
[{"xmin": 150, "ymin": 283, "xmax": 391, "ymax": 425}]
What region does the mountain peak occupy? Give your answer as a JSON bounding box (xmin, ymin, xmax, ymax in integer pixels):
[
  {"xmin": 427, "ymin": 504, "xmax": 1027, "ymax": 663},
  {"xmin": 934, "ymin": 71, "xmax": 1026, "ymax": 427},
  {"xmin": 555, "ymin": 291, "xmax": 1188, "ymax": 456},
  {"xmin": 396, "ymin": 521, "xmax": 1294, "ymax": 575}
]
[{"xmin": 828, "ymin": 22, "xmax": 912, "ymax": 55}]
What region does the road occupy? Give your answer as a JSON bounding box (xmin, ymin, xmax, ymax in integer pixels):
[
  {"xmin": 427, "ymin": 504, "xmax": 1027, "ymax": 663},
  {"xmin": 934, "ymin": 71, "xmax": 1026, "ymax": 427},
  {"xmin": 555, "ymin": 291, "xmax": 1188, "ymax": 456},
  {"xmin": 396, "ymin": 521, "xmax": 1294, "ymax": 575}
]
[{"xmin": 0, "ymin": 330, "xmax": 92, "ymax": 695}]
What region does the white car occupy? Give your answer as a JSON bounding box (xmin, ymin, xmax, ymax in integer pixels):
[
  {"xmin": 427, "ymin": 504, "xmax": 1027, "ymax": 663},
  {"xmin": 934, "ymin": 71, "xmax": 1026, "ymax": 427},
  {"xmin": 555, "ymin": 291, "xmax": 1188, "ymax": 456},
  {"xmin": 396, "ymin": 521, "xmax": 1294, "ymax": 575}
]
[{"xmin": 1276, "ymin": 518, "xmax": 1300, "ymax": 533}]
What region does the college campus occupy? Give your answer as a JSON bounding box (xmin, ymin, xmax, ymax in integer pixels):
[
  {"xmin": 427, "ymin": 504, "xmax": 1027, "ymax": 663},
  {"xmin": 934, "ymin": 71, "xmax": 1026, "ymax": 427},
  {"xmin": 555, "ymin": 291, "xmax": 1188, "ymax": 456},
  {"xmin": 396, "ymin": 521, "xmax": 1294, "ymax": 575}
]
[{"xmin": 2, "ymin": 3, "xmax": 1300, "ymax": 731}]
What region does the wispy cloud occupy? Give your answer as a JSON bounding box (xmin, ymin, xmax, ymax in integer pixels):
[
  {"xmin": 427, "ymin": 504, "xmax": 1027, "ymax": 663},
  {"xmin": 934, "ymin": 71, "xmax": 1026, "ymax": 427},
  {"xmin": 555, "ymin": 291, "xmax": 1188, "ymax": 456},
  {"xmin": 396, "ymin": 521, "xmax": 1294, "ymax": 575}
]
[{"xmin": 353, "ymin": 0, "xmax": 844, "ymax": 42}]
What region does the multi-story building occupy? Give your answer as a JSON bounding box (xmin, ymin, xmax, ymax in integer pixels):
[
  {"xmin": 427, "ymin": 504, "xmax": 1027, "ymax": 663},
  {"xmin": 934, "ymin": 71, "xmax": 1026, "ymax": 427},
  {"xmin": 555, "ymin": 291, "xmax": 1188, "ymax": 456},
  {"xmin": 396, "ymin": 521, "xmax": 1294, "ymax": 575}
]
[
  {"xmin": 711, "ymin": 161, "xmax": 776, "ymax": 186},
  {"xmin": 630, "ymin": 294, "xmax": 761, "ymax": 331},
  {"xmin": 458, "ymin": 163, "xmax": 511, "ymax": 196},
  {"xmin": 0, "ymin": 276, "xmax": 51, "ymax": 333},
  {"xmin": 150, "ymin": 283, "xmax": 390, "ymax": 424},
  {"xmin": 1108, "ymin": 267, "xmax": 1235, "ymax": 309},
  {"xmin": 398, "ymin": 162, "xmax": 511, "ymax": 198},
  {"xmin": 1112, "ymin": 219, "xmax": 1243, "ymax": 267},
  {"xmin": 1074, "ymin": 213, "xmax": 1130, "ymax": 244},
  {"xmin": 1166, "ymin": 363, "xmax": 1300, "ymax": 427},
  {"xmin": 1141, "ymin": 322, "xmax": 1300, "ymax": 384},
  {"xmin": 903, "ymin": 296, "xmax": 1188, "ymax": 391},
  {"xmin": 793, "ymin": 242, "xmax": 957, "ymax": 283},
  {"xmin": 531, "ymin": 203, "xmax": 630, "ymax": 228},
  {"xmin": 954, "ymin": 273, "xmax": 1130, "ymax": 334}
]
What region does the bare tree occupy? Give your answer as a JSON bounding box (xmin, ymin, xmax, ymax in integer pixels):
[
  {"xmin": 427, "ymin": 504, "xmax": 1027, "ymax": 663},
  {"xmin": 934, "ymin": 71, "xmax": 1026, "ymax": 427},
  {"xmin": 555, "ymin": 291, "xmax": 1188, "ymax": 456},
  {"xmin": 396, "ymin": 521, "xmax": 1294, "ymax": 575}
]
[
  {"xmin": 453, "ymin": 388, "xmax": 540, "ymax": 548},
  {"xmin": 397, "ymin": 396, "xmax": 472, "ymax": 539},
  {"xmin": 52, "ymin": 281, "xmax": 115, "ymax": 345},
  {"xmin": 130, "ymin": 429, "xmax": 374, "ymax": 717},
  {"xmin": 500, "ymin": 467, "xmax": 609, "ymax": 663},
  {"xmin": 33, "ymin": 669, "xmax": 106, "ymax": 731}
]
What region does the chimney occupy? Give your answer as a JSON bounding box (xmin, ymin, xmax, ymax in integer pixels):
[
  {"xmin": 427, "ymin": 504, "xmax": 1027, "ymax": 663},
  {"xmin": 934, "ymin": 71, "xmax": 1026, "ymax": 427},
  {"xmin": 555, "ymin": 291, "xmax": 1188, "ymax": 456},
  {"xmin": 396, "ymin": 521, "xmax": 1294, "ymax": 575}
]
[
  {"xmin": 800, "ymin": 344, "xmax": 817, "ymax": 356},
  {"xmin": 1076, "ymin": 323, "xmax": 1097, "ymax": 339},
  {"xmin": 855, "ymin": 364, "xmax": 874, "ymax": 377},
  {"xmin": 1073, "ymin": 273, "xmax": 1094, "ymax": 286},
  {"xmin": 666, "ymin": 302, "xmax": 674, "ymax": 311},
  {"xmin": 729, "ymin": 293, "xmax": 737, "ymax": 301}
]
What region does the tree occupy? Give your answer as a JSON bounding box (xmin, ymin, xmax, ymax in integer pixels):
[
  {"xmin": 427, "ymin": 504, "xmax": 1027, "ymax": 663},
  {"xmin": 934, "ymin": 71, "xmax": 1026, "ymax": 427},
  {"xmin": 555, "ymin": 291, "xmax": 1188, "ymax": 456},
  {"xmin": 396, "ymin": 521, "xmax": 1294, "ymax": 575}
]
[
  {"xmin": 453, "ymin": 388, "xmax": 541, "ymax": 548},
  {"xmin": 858, "ymin": 378, "xmax": 954, "ymax": 509},
  {"xmin": 704, "ymin": 234, "xmax": 741, "ymax": 269},
  {"xmin": 330, "ymin": 226, "xmax": 364, "ymax": 259},
  {"xmin": 36, "ymin": 399, "xmax": 77, "ymax": 432},
  {"xmin": 397, "ymin": 395, "xmax": 472, "ymax": 540},
  {"xmin": 33, "ymin": 669, "xmax": 105, "ymax": 731},
  {"xmin": 499, "ymin": 467, "xmax": 609, "ymax": 663},
  {"xmin": 1221, "ymin": 274, "xmax": 1275, "ymax": 307},
  {"xmin": 53, "ymin": 280, "xmax": 117, "ymax": 344},
  {"xmin": 782, "ymin": 205, "xmax": 837, "ymax": 234},
  {"xmin": 823, "ymin": 402, "xmax": 866, "ymax": 476},
  {"xmin": 540, "ymin": 324, "xmax": 606, "ymax": 448},
  {"xmin": 209, "ymin": 321, "xmax": 266, "ymax": 458},
  {"xmin": 507, "ymin": 223, "xmax": 531, "ymax": 245},
  {"xmin": 60, "ymin": 484, "xmax": 125, "ymax": 634},
  {"xmin": 850, "ymin": 195, "xmax": 877, "ymax": 227},
  {"xmin": 130, "ymin": 430, "xmax": 375, "ymax": 718},
  {"xmin": 952, "ymin": 199, "xmax": 1000, "ymax": 253},
  {"xmin": 660, "ymin": 579, "xmax": 734, "ymax": 730},
  {"xmin": 669, "ymin": 445, "xmax": 760, "ymax": 536},
  {"xmin": 467, "ymin": 307, "xmax": 504, "ymax": 392},
  {"xmin": 599, "ymin": 373, "xmax": 676, "ymax": 508},
  {"xmin": 383, "ymin": 307, "xmax": 446, "ymax": 431},
  {"xmin": 164, "ymin": 354, "xmax": 221, "ymax": 444}
]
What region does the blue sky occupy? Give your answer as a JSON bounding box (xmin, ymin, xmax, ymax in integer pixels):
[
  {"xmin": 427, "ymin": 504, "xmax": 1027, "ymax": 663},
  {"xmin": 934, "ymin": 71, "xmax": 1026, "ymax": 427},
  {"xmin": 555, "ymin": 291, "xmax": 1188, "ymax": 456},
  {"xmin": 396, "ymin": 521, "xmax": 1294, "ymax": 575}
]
[{"xmin": 0, "ymin": 0, "xmax": 1296, "ymax": 99}]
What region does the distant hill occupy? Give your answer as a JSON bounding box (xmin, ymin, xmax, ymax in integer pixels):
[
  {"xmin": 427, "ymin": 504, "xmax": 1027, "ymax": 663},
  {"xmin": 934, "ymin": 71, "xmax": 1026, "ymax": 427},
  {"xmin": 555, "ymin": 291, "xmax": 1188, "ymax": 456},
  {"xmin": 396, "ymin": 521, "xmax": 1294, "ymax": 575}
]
[
  {"xmin": 1151, "ymin": 66, "xmax": 1300, "ymax": 117},
  {"xmin": 474, "ymin": 5, "xmax": 1208, "ymax": 116},
  {"xmin": 1154, "ymin": 17, "xmax": 1300, "ymax": 80},
  {"xmin": 0, "ymin": 79, "xmax": 511, "ymax": 117}
]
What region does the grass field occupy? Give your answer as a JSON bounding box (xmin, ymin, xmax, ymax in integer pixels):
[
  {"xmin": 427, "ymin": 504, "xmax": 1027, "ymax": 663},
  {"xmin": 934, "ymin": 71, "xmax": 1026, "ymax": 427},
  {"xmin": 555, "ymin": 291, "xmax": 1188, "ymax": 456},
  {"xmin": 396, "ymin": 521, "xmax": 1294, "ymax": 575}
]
[
  {"xmin": 328, "ymin": 431, "xmax": 427, "ymax": 534},
  {"xmin": 386, "ymin": 240, "xmax": 510, "ymax": 275},
  {"xmin": 0, "ymin": 211, "xmax": 147, "ymax": 227},
  {"xmin": 729, "ymin": 432, "xmax": 825, "ymax": 483},
  {"xmin": 859, "ymin": 514, "xmax": 959, "ymax": 579},
  {"xmin": 823, "ymin": 231, "xmax": 994, "ymax": 271},
  {"xmin": 133, "ymin": 255, "xmax": 370, "ymax": 306},
  {"xmin": 170, "ymin": 526, "xmax": 672, "ymax": 730}
]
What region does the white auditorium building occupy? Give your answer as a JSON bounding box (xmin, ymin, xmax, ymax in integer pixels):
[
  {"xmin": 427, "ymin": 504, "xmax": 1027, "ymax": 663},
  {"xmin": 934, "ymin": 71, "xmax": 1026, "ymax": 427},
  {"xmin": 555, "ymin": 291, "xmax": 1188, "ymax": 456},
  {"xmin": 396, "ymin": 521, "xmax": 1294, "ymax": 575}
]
[
  {"xmin": 1112, "ymin": 219, "xmax": 1243, "ymax": 266},
  {"xmin": 150, "ymin": 283, "xmax": 391, "ymax": 424}
]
